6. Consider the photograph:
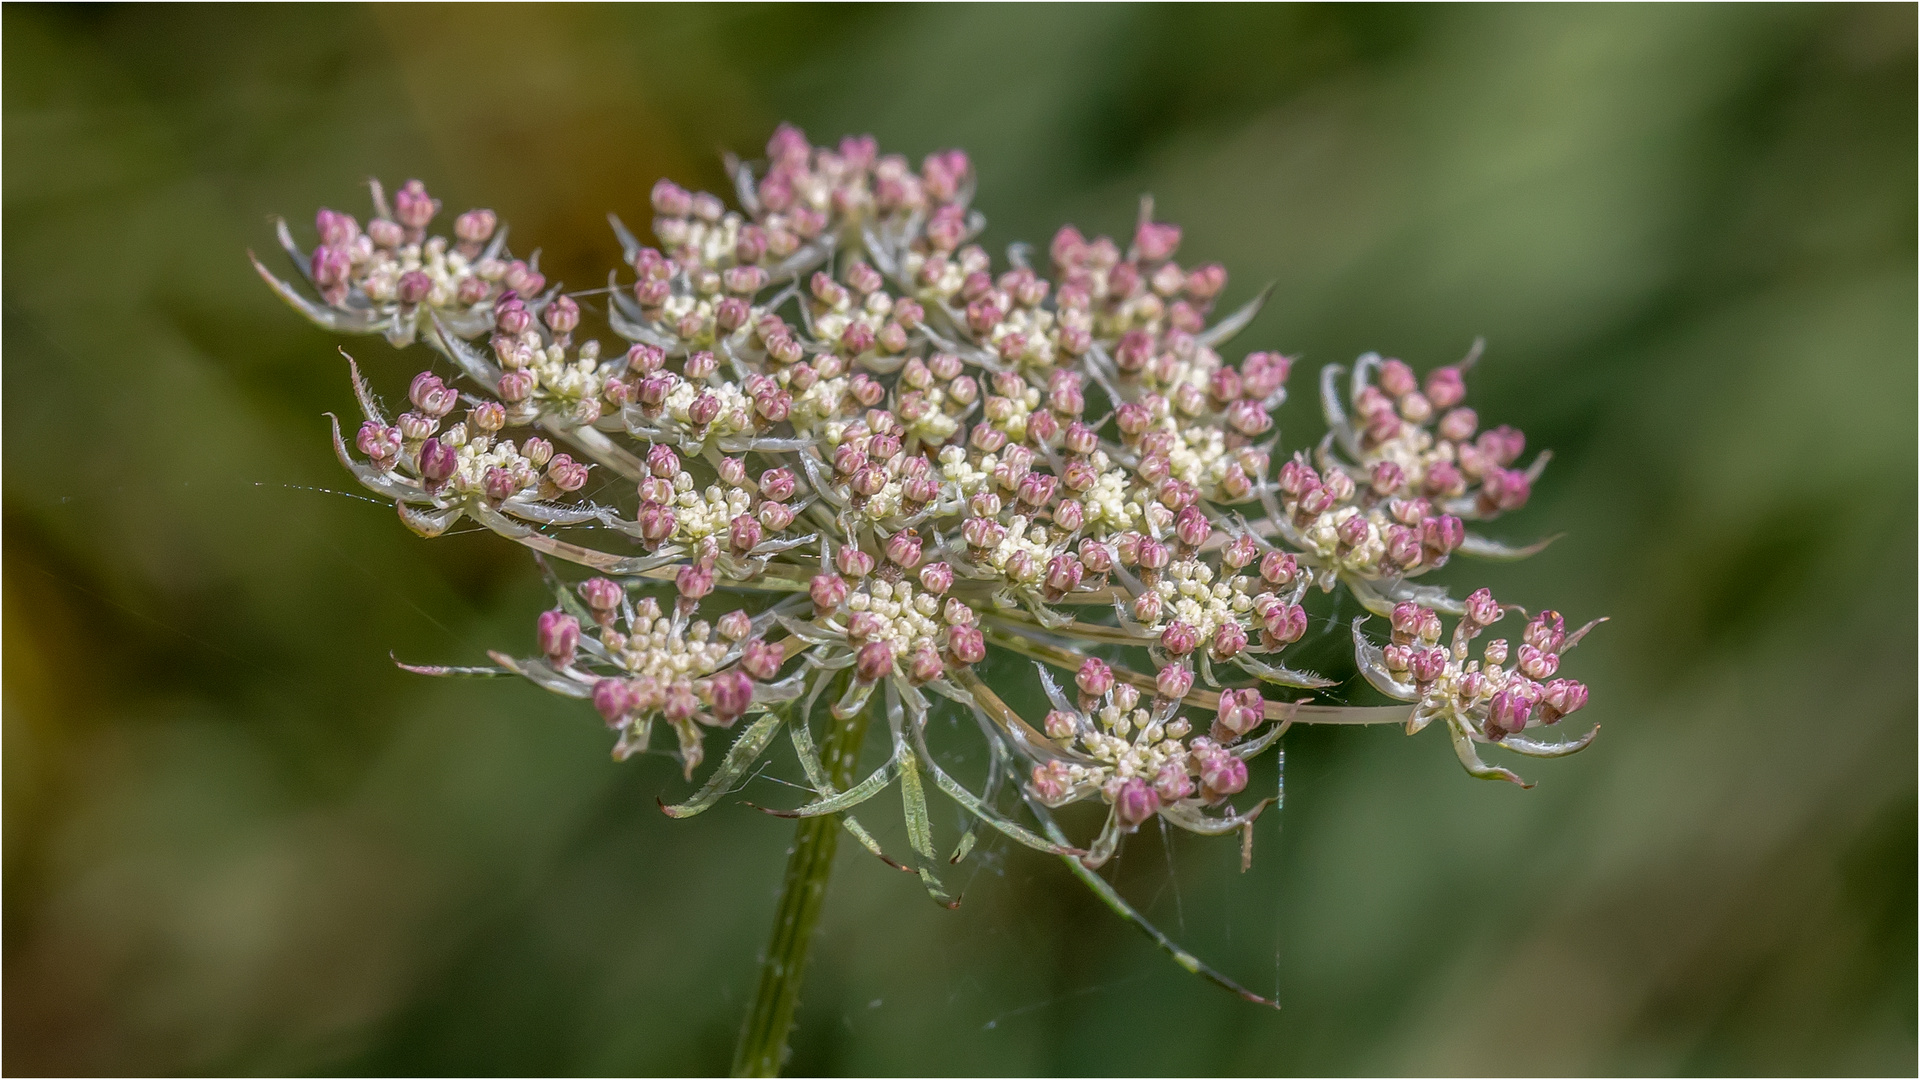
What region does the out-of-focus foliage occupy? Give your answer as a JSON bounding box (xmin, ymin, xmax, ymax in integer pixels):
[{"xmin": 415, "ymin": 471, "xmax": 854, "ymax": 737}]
[{"xmin": 4, "ymin": 4, "xmax": 1912, "ymax": 1074}]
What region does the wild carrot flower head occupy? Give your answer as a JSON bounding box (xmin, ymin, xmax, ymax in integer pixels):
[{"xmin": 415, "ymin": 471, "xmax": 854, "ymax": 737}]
[{"xmin": 257, "ymin": 122, "xmax": 1603, "ymax": 994}]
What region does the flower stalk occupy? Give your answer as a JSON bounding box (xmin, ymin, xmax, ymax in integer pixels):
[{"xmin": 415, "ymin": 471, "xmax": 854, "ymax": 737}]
[{"xmin": 732, "ymin": 698, "xmax": 870, "ymax": 1077}]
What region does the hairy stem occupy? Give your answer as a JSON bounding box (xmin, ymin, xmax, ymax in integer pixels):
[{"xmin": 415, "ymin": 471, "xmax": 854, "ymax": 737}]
[{"xmin": 731, "ymin": 700, "xmax": 870, "ymax": 1077}]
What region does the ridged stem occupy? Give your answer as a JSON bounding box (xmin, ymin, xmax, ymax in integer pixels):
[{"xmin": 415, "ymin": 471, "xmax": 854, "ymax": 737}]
[{"xmin": 730, "ymin": 703, "xmax": 869, "ymax": 1077}]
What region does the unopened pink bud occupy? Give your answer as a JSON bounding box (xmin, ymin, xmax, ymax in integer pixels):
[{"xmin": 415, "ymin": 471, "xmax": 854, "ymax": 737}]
[
  {"xmin": 1199, "ymin": 754, "xmax": 1248, "ymax": 799},
  {"xmin": 1540, "ymin": 679, "xmax": 1588, "ymax": 723},
  {"xmin": 497, "ymin": 370, "xmax": 534, "ymax": 403},
  {"xmin": 1075, "ymin": 658, "xmax": 1114, "ymax": 698},
  {"xmin": 675, "ymin": 564, "xmax": 714, "ymax": 600},
  {"xmin": 1155, "ymin": 663, "xmax": 1194, "ymax": 700},
  {"xmin": 810, "ymin": 573, "xmax": 849, "ymax": 612},
  {"xmin": 396, "ymin": 270, "xmax": 432, "ymax": 306},
  {"xmin": 1031, "ymin": 761, "xmax": 1073, "ymax": 803},
  {"xmin": 637, "ymin": 501, "xmax": 676, "ymax": 544},
  {"xmin": 1115, "ymin": 777, "xmax": 1161, "ymax": 827},
  {"xmin": 1225, "ymin": 399, "xmax": 1271, "ymax": 436},
  {"xmin": 701, "ymin": 670, "xmax": 751, "ymax": 725},
  {"xmin": 1409, "ymin": 647, "xmax": 1447, "ymax": 683},
  {"xmin": 541, "ymin": 295, "xmax": 579, "ymax": 334},
  {"xmin": 394, "ymin": 179, "xmax": 439, "ymax": 230},
  {"xmin": 947, "ymin": 624, "xmax": 986, "ymax": 665},
  {"xmin": 1486, "ymin": 687, "xmax": 1536, "ymax": 739},
  {"xmin": 1463, "ymin": 588, "xmax": 1501, "ymax": 627},
  {"xmin": 1336, "ymin": 514, "xmax": 1370, "ymax": 549},
  {"xmin": 537, "ymin": 610, "xmax": 580, "ymax": 664},
  {"xmin": 835, "ymin": 546, "xmax": 876, "ymax": 578},
  {"xmin": 1160, "ymin": 621, "xmax": 1200, "ymax": 657},
  {"xmin": 1207, "ymin": 621, "xmax": 1246, "ymax": 660},
  {"xmin": 1421, "ymin": 514, "xmax": 1465, "ymax": 556},
  {"xmin": 1078, "ymin": 539, "xmax": 1115, "ymax": 574},
  {"xmin": 741, "ymin": 639, "xmax": 784, "ymax": 681},
  {"xmin": 454, "ymin": 208, "xmax": 496, "ymax": 246},
  {"xmin": 729, "ymin": 513, "xmax": 763, "ymax": 553},
  {"xmin": 1259, "ymin": 551, "xmax": 1297, "ymax": 586},
  {"xmin": 1524, "ymin": 610, "xmax": 1566, "ymax": 652},
  {"xmin": 1370, "ymin": 461, "xmax": 1405, "ymax": 495},
  {"xmin": 717, "ymin": 610, "xmax": 753, "ymax": 642},
  {"xmin": 1425, "ymin": 366, "xmax": 1466, "ymax": 409},
  {"xmin": 1174, "ymin": 506, "xmax": 1212, "ymax": 547},
  {"xmin": 579, "ymin": 577, "xmax": 622, "ymax": 613},
  {"xmin": 592, "ymin": 679, "xmax": 635, "ymax": 725},
  {"xmin": 417, "ymin": 437, "xmax": 457, "ymax": 483},
  {"xmin": 687, "ymin": 392, "xmax": 721, "ymax": 427},
  {"xmin": 1044, "ymin": 554, "xmax": 1084, "ymax": 596}
]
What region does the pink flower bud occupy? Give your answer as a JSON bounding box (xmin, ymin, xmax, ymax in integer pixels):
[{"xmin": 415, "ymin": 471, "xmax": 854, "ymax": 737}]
[
  {"xmin": 454, "ymin": 208, "xmax": 496, "ymax": 247},
  {"xmin": 368, "ymin": 218, "xmax": 404, "ymax": 249},
  {"xmin": 728, "ymin": 513, "xmax": 763, "ymax": 553},
  {"xmin": 1479, "ymin": 425, "xmax": 1526, "ymax": 466},
  {"xmin": 1336, "ymin": 514, "xmax": 1370, "ymax": 549},
  {"xmin": 593, "ymin": 679, "xmax": 635, "ymax": 725},
  {"xmin": 497, "ymin": 370, "xmax": 534, "ymax": 402},
  {"xmin": 1044, "ymin": 554, "xmax": 1084, "ymax": 596},
  {"xmin": 901, "ymin": 645, "xmax": 943, "ymax": 684},
  {"xmin": 1425, "ymin": 366, "xmax": 1466, "ymax": 409},
  {"xmin": 396, "ymin": 270, "xmax": 433, "ymax": 307},
  {"xmin": 1539, "ymin": 679, "xmax": 1588, "ymax": 723},
  {"xmin": 1382, "ymin": 525, "xmax": 1421, "ymax": 568},
  {"xmin": 417, "ymin": 437, "xmax": 457, "ymax": 484},
  {"xmin": 637, "ymin": 501, "xmax": 676, "ymax": 544},
  {"xmin": 1155, "ymin": 663, "xmax": 1194, "ymax": 701},
  {"xmin": 315, "ymin": 207, "xmax": 360, "ymax": 248},
  {"xmin": 1132, "ymin": 591, "xmax": 1164, "ymax": 624},
  {"xmin": 1226, "ymin": 399, "xmax": 1272, "ymax": 436},
  {"xmin": 686, "ymin": 392, "xmax": 721, "ymax": 427},
  {"xmin": 1201, "ymin": 754, "xmax": 1248, "ymax": 798},
  {"xmin": 1031, "ymin": 761, "xmax": 1073, "ymax": 803},
  {"xmin": 309, "ymin": 245, "xmax": 352, "ymax": 289},
  {"xmin": 962, "ymin": 517, "xmax": 1005, "ymax": 550},
  {"xmin": 357, "ymin": 422, "xmax": 401, "ymax": 465},
  {"xmin": 1485, "ymin": 687, "xmax": 1536, "ymax": 740},
  {"xmin": 1391, "ymin": 601, "xmax": 1428, "ymax": 638},
  {"xmin": 675, "ymin": 563, "xmax": 714, "ymax": 600},
  {"xmin": 537, "ymin": 610, "xmax": 580, "ymax": 664},
  {"xmin": 1437, "ymin": 407, "xmax": 1478, "ymax": 443},
  {"xmin": 1517, "ymin": 643, "xmax": 1559, "ymax": 680},
  {"xmin": 1242, "ymin": 352, "xmax": 1291, "ymax": 399},
  {"xmin": 1259, "ymin": 551, "xmax": 1297, "ymax": 586},
  {"xmin": 757, "ymin": 467, "xmax": 797, "ymax": 502},
  {"xmin": 701, "ymin": 669, "xmax": 751, "ymax": 725},
  {"xmin": 1173, "ymin": 506, "xmax": 1212, "ymax": 548},
  {"xmin": 645, "ymin": 443, "xmax": 679, "ymax": 479},
  {"xmin": 579, "ymin": 577, "xmax": 622, "ymax": 613},
  {"xmin": 741, "ymin": 639, "xmax": 784, "ymax": 681},
  {"xmin": 1211, "ymin": 621, "xmax": 1248, "ymax": 660},
  {"xmin": 1115, "ymin": 777, "xmax": 1161, "ymax": 827},
  {"xmin": 1135, "ymin": 538, "xmax": 1171, "ymax": 572},
  {"xmin": 883, "ymin": 530, "xmax": 923, "ymax": 569},
  {"xmin": 394, "ymin": 179, "xmax": 439, "ymax": 230},
  {"xmin": 1479, "ymin": 468, "xmax": 1532, "ymax": 514},
  {"xmin": 1068, "ymin": 659, "xmax": 1111, "ymax": 700},
  {"xmin": 810, "ymin": 573, "xmax": 849, "ymax": 612},
  {"xmin": 1380, "ymin": 359, "xmax": 1417, "ymax": 397},
  {"xmin": 1262, "ymin": 601, "xmax": 1308, "ymax": 644},
  {"xmin": 1421, "ymin": 514, "xmax": 1465, "ymax": 555},
  {"xmin": 1078, "ymin": 539, "xmax": 1115, "ymax": 574},
  {"xmin": 1216, "ymin": 688, "xmax": 1265, "ymax": 738},
  {"xmin": 1463, "ymin": 588, "xmax": 1502, "ymax": 627},
  {"xmin": 835, "ymin": 546, "xmax": 876, "ymax": 578},
  {"xmin": 947, "ymin": 624, "xmax": 986, "ymax": 665},
  {"xmin": 1409, "ymin": 647, "xmax": 1447, "ymax": 683},
  {"xmin": 1044, "ymin": 709, "xmax": 1078, "ymax": 741},
  {"xmin": 910, "ymin": 561, "xmax": 953, "ymax": 595},
  {"xmin": 1484, "ymin": 639, "xmax": 1510, "ymax": 667},
  {"xmin": 1370, "ymin": 461, "xmax": 1406, "ymax": 496},
  {"xmin": 716, "ymin": 610, "xmax": 753, "ymax": 642},
  {"xmin": 1160, "ymin": 621, "xmax": 1200, "ymax": 657},
  {"xmin": 1524, "ymin": 610, "xmax": 1566, "ymax": 653}
]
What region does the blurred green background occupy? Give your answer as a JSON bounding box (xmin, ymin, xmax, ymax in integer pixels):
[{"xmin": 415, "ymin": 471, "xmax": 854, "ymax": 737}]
[{"xmin": 5, "ymin": 4, "xmax": 1914, "ymax": 1075}]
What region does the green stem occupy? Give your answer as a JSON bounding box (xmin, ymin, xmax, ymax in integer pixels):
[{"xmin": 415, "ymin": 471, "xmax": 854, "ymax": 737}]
[{"xmin": 730, "ymin": 702, "xmax": 870, "ymax": 1077}]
